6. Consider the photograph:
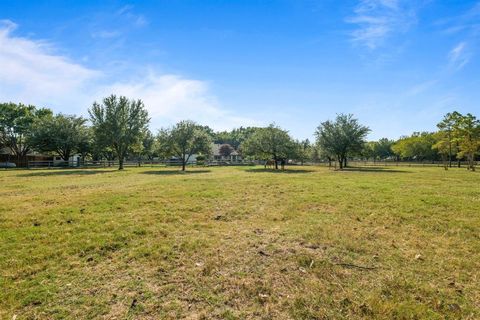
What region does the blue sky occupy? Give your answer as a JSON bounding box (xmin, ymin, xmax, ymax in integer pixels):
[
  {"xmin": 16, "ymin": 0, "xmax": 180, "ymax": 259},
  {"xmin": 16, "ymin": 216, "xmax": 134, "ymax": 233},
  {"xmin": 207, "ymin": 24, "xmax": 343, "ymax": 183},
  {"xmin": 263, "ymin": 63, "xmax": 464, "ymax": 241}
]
[{"xmin": 1, "ymin": 0, "xmax": 479, "ymax": 140}]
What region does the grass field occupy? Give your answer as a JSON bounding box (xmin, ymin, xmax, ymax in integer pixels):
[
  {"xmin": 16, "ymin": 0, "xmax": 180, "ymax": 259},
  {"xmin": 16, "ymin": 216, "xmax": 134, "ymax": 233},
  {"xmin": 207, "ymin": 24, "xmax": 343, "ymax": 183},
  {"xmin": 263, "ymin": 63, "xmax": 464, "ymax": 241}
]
[{"xmin": 1, "ymin": 165, "xmax": 479, "ymax": 319}]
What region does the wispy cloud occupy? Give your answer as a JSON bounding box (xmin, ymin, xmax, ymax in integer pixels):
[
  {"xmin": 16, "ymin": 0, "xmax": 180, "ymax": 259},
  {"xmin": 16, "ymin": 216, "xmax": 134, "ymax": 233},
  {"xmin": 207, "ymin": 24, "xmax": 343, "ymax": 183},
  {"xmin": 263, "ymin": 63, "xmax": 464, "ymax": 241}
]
[
  {"xmin": 116, "ymin": 5, "xmax": 148, "ymax": 27},
  {"xmin": 448, "ymin": 41, "xmax": 471, "ymax": 70},
  {"xmin": 0, "ymin": 21, "xmax": 258, "ymax": 130},
  {"xmin": 437, "ymin": 1, "xmax": 480, "ymax": 35},
  {"xmin": 405, "ymin": 79, "xmax": 439, "ymax": 96},
  {"xmin": 91, "ymin": 30, "xmax": 121, "ymax": 39},
  {"xmin": 346, "ymin": 0, "xmax": 418, "ymax": 50}
]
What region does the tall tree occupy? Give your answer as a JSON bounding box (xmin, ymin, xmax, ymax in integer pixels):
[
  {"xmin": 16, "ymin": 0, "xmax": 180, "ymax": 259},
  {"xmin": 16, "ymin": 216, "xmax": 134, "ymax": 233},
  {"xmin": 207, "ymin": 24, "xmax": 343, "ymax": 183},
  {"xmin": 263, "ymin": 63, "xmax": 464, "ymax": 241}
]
[
  {"xmin": 454, "ymin": 113, "xmax": 480, "ymax": 171},
  {"xmin": 89, "ymin": 95, "xmax": 150, "ymax": 170},
  {"xmin": 0, "ymin": 102, "xmax": 52, "ymax": 164},
  {"xmin": 30, "ymin": 114, "xmax": 89, "ymax": 163},
  {"xmin": 242, "ymin": 124, "xmax": 295, "ymax": 170},
  {"xmin": 157, "ymin": 120, "xmax": 212, "ymax": 171},
  {"xmin": 432, "ymin": 131, "xmax": 452, "ymax": 170},
  {"xmin": 315, "ymin": 114, "xmax": 370, "ymax": 169},
  {"xmin": 437, "ymin": 111, "xmax": 462, "ymax": 167}
]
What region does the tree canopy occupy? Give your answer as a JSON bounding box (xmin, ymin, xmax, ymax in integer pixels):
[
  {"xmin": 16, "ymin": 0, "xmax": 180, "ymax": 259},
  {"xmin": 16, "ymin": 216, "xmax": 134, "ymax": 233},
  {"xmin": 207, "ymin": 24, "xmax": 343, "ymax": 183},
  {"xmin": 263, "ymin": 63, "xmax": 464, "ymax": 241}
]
[
  {"xmin": 0, "ymin": 102, "xmax": 52, "ymax": 162},
  {"xmin": 30, "ymin": 114, "xmax": 89, "ymax": 162},
  {"xmin": 315, "ymin": 114, "xmax": 370, "ymax": 169},
  {"xmin": 89, "ymin": 95, "xmax": 150, "ymax": 170},
  {"xmin": 392, "ymin": 132, "xmax": 438, "ymax": 161},
  {"xmin": 157, "ymin": 120, "xmax": 212, "ymax": 171},
  {"xmin": 242, "ymin": 124, "xmax": 295, "ymax": 169}
]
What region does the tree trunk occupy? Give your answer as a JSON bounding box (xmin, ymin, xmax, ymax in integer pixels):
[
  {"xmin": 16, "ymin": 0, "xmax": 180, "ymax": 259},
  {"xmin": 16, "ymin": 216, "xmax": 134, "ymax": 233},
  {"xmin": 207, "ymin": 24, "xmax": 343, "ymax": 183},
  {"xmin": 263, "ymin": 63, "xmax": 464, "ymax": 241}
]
[
  {"xmin": 448, "ymin": 142, "xmax": 452, "ymax": 168},
  {"xmin": 118, "ymin": 157, "xmax": 124, "ymax": 170},
  {"xmin": 275, "ymin": 159, "xmax": 278, "ymax": 170},
  {"xmin": 338, "ymin": 156, "xmax": 343, "ymax": 170},
  {"xmin": 182, "ymin": 159, "xmax": 186, "ymax": 171},
  {"xmin": 343, "ymin": 157, "xmax": 347, "ymax": 168}
]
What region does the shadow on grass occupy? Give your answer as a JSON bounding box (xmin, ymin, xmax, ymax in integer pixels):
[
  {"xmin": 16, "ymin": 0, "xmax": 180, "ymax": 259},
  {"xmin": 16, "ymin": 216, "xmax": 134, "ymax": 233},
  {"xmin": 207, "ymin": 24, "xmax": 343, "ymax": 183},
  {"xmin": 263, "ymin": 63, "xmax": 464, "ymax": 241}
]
[
  {"xmin": 338, "ymin": 166, "xmax": 410, "ymax": 173},
  {"xmin": 245, "ymin": 168, "xmax": 313, "ymax": 174},
  {"xmin": 18, "ymin": 169, "xmax": 117, "ymax": 177},
  {"xmin": 141, "ymin": 170, "xmax": 211, "ymax": 175}
]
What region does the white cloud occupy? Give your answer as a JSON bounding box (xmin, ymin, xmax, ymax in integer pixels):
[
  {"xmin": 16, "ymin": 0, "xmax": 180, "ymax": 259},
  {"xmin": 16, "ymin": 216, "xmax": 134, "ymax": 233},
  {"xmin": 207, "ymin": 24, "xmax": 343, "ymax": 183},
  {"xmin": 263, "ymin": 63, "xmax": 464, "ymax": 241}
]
[
  {"xmin": 98, "ymin": 72, "xmax": 260, "ymax": 130},
  {"xmin": 346, "ymin": 0, "xmax": 417, "ymax": 50},
  {"xmin": 0, "ymin": 20, "xmax": 99, "ymax": 110},
  {"xmin": 0, "ymin": 21, "xmax": 258, "ymax": 131},
  {"xmin": 448, "ymin": 41, "xmax": 471, "ymax": 70}
]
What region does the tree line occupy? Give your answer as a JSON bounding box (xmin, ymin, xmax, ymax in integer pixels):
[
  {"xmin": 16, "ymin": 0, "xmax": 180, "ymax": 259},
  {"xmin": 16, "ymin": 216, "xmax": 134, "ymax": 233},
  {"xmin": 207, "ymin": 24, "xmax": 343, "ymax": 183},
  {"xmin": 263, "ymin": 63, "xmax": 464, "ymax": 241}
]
[{"xmin": 1, "ymin": 95, "xmax": 479, "ymax": 171}]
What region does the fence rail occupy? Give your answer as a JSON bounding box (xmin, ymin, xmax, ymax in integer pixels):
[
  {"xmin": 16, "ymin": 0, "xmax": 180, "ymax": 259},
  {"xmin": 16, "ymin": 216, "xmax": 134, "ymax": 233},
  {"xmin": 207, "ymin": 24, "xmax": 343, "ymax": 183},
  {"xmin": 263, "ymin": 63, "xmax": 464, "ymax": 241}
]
[
  {"xmin": 308, "ymin": 160, "xmax": 476, "ymax": 168},
  {"xmin": 2, "ymin": 158, "xmax": 474, "ymax": 169},
  {"xmin": 25, "ymin": 159, "xmax": 258, "ymax": 169}
]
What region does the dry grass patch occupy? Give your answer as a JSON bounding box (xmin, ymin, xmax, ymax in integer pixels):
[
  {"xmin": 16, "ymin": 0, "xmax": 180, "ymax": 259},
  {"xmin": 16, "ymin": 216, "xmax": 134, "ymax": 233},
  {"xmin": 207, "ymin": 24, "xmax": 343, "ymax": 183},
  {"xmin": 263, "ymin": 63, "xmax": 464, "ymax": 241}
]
[{"xmin": 1, "ymin": 165, "xmax": 479, "ymax": 319}]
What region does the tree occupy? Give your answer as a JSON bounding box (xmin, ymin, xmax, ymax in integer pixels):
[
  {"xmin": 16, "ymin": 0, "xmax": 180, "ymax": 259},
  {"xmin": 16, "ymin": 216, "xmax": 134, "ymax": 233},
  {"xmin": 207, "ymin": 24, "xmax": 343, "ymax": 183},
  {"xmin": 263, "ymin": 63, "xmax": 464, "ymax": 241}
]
[
  {"xmin": 141, "ymin": 130, "xmax": 157, "ymax": 161},
  {"xmin": 77, "ymin": 127, "xmax": 94, "ymax": 165},
  {"xmin": 89, "ymin": 95, "xmax": 150, "ymax": 170},
  {"xmin": 242, "ymin": 124, "xmax": 295, "ymax": 170},
  {"xmin": 392, "ymin": 132, "xmax": 438, "ymax": 162},
  {"xmin": 0, "ymin": 102, "xmax": 52, "ymax": 164},
  {"xmin": 432, "ymin": 131, "xmax": 451, "ymax": 170},
  {"xmin": 454, "ymin": 113, "xmax": 480, "ymax": 171},
  {"xmin": 295, "ymin": 139, "xmax": 311, "ymax": 165},
  {"xmin": 219, "ymin": 144, "xmax": 234, "ymax": 158},
  {"xmin": 363, "ymin": 138, "xmax": 395, "ymax": 162},
  {"xmin": 157, "ymin": 120, "xmax": 212, "ymax": 171},
  {"xmin": 214, "ymin": 127, "xmax": 260, "ymax": 150},
  {"xmin": 437, "ymin": 111, "xmax": 462, "ymax": 168},
  {"xmin": 30, "ymin": 114, "xmax": 89, "ymax": 163},
  {"xmin": 315, "ymin": 114, "xmax": 370, "ymax": 169}
]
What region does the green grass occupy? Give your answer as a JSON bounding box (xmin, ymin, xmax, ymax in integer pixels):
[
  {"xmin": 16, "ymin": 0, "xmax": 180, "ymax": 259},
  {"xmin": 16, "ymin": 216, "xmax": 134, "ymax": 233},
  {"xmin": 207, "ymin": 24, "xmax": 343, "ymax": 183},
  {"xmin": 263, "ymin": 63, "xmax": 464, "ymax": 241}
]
[{"xmin": 1, "ymin": 165, "xmax": 479, "ymax": 319}]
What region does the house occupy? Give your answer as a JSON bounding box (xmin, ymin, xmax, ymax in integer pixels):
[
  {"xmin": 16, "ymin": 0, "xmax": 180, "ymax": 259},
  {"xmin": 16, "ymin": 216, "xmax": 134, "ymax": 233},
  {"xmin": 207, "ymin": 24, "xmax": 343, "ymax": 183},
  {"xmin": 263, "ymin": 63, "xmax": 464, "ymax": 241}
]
[
  {"xmin": 52, "ymin": 154, "xmax": 82, "ymax": 167},
  {"xmin": 0, "ymin": 147, "xmax": 53, "ymax": 167},
  {"xmin": 210, "ymin": 143, "xmax": 242, "ymax": 162}
]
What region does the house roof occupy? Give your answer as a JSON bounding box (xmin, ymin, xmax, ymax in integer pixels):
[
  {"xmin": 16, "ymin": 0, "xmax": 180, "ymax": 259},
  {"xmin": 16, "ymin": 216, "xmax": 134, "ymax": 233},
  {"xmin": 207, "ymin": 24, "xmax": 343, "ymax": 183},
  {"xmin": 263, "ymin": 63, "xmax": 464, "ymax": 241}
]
[{"xmin": 211, "ymin": 143, "xmax": 240, "ymax": 156}]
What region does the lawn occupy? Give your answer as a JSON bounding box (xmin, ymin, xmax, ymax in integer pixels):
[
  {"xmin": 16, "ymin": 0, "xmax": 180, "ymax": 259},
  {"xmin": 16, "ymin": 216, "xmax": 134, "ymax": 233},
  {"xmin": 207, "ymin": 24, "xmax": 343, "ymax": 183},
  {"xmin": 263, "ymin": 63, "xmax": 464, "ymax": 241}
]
[{"xmin": 0, "ymin": 165, "xmax": 479, "ymax": 319}]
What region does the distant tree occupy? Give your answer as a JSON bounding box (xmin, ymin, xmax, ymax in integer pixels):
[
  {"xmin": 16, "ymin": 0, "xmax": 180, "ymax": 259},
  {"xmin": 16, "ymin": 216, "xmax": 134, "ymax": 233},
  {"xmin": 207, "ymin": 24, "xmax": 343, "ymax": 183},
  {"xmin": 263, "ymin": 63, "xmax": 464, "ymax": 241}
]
[
  {"xmin": 364, "ymin": 138, "xmax": 395, "ymax": 162},
  {"xmin": 157, "ymin": 120, "xmax": 212, "ymax": 171},
  {"xmin": 310, "ymin": 144, "xmax": 321, "ymax": 163},
  {"xmin": 315, "ymin": 114, "xmax": 370, "ymax": 169},
  {"xmin": 436, "ymin": 112, "xmax": 462, "ymax": 167},
  {"xmin": 214, "ymin": 127, "xmax": 260, "ymax": 150},
  {"xmin": 242, "ymin": 124, "xmax": 295, "ymax": 170},
  {"xmin": 374, "ymin": 138, "xmax": 395, "ymax": 159},
  {"xmin": 362, "ymin": 141, "xmax": 376, "ymax": 161},
  {"xmin": 30, "ymin": 114, "xmax": 89, "ymax": 162},
  {"xmin": 392, "ymin": 132, "xmax": 438, "ymax": 161},
  {"xmin": 219, "ymin": 144, "xmax": 234, "ymax": 158},
  {"xmin": 454, "ymin": 113, "xmax": 480, "ymax": 171},
  {"xmin": 314, "ymin": 143, "xmax": 334, "ymax": 167},
  {"xmin": 77, "ymin": 127, "xmax": 94, "ymax": 164},
  {"xmin": 141, "ymin": 130, "xmax": 157, "ymax": 161},
  {"xmin": 89, "ymin": 95, "xmax": 150, "ymax": 170},
  {"xmin": 432, "ymin": 131, "xmax": 451, "ymax": 170},
  {"xmin": 0, "ymin": 102, "xmax": 52, "ymax": 164},
  {"xmin": 295, "ymin": 139, "xmax": 311, "ymax": 165}
]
